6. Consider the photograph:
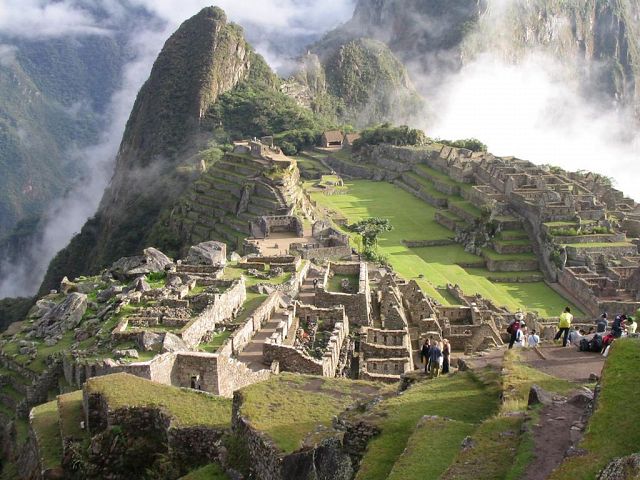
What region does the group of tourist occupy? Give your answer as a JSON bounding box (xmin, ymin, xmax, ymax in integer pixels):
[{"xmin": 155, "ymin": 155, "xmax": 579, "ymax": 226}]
[
  {"xmin": 506, "ymin": 311, "xmax": 540, "ymax": 350},
  {"xmin": 553, "ymin": 306, "xmax": 638, "ymax": 354},
  {"xmin": 420, "ymin": 338, "xmax": 451, "ymax": 378}
]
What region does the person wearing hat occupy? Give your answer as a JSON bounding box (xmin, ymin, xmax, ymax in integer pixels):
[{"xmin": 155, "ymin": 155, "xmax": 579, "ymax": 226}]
[{"xmin": 596, "ymin": 313, "xmax": 608, "ymax": 334}]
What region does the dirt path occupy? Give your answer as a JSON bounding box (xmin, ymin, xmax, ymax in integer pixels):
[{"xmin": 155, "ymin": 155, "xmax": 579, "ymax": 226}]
[
  {"xmin": 522, "ymin": 401, "xmax": 586, "ymax": 480},
  {"xmin": 520, "ymin": 345, "xmax": 605, "ymax": 382}
]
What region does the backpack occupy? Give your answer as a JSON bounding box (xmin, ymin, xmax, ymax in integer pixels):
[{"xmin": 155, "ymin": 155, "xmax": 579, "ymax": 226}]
[
  {"xmin": 579, "ymin": 338, "xmax": 590, "ymax": 352},
  {"xmin": 590, "ymin": 334, "xmax": 603, "ymax": 353},
  {"xmin": 507, "ymin": 321, "xmax": 520, "ymax": 335}
]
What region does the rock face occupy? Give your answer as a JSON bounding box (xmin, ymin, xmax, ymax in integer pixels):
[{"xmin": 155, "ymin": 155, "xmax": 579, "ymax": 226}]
[
  {"xmin": 186, "ymin": 241, "xmax": 227, "ymax": 266},
  {"xmin": 528, "ymin": 384, "xmax": 554, "ymax": 406},
  {"xmin": 109, "ymin": 248, "xmax": 172, "ymax": 281},
  {"xmin": 35, "ymin": 293, "xmax": 87, "ymax": 338},
  {"xmin": 598, "ymin": 453, "xmax": 640, "ymax": 480},
  {"xmin": 39, "ymin": 6, "xmax": 259, "ymax": 295}
]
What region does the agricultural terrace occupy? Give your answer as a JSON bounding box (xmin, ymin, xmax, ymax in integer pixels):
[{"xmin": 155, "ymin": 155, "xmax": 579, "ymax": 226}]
[{"xmin": 309, "ymin": 180, "xmax": 581, "ymax": 317}]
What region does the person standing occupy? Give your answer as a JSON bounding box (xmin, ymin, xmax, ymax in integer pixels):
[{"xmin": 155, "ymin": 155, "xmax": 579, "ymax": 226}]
[
  {"xmin": 429, "ymin": 341, "xmax": 443, "ymax": 378},
  {"xmin": 420, "ymin": 338, "xmax": 432, "ymax": 374},
  {"xmin": 596, "ymin": 313, "xmax": 608, "ymax": 334},
  {"xmin": 527, "ymin": 330, "xmax": 540, "ymax": 348},
  {"xmin": 507, "ymin": 313, "xmax": 523, "ymax": 349},
  {"xmin": 442, "ymin": 339, "xmax": 451, "ymax": 374},
  {"xmin": 627, "ymin": 316, "xmax": 637, "ymax": 334},
  {"xmin": 555, "ymin": 307, "xmax": 573, "ymax": 347}
]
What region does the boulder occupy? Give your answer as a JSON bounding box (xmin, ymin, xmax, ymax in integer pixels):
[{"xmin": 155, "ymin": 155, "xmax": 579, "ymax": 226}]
[
  {"xmin": 97, "ymin": 285, "xmax": 123, "ymax": 303},
  {"xmin": 139, "ymin": 332, "xmax": 164, "ymax": 351},
  {"xmin": 162, "ymin": 332, "xmax": 188, "ymax": 353},
  {"xmin": 185, "ymin": 241, "xmax": 227, "ymax": 266},
  {"xmin": 109, "ymin": 247, "xmax": 172, "ymax": 280},
  {"xmin": 35, "ymin": 293, "xmax": 87, "ymax": 338},
  {"xmin": 59, "ymin": 276, "xmax": 77, "ymax": 294},
  {"xmin": 567, "ymin": 389, "xmax": 594, "ymax": 408},
  {"xmin": 598, "ymin": 453, "xmax": 640, "ymax": 480},
  {"xmin": 229, "ymin": 251, "xmax": 242, "ymax": 262},
  {"xmin": 528, "ymin": 384, "xmax": 554, "ymax": 406},
  {"xmin": 133, "ymin": 277, "xmax": 151, "ymax": 292},
  {"xmin": 281, "ymin": 437, "xmax": 353, "ymax": 480},
  {"xmin": 113, "ymin": 349, "xmax": 139, "ymax": 360},
  {"xmin": 28, "ymin": 299, "xmax": 56, "ymax": 319}
]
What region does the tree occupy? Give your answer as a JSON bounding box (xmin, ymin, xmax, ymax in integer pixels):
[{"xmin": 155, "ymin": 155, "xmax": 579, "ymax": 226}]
[{"xmin": 347, "ymin": 217, "xmax": 393, "ymax": 251}]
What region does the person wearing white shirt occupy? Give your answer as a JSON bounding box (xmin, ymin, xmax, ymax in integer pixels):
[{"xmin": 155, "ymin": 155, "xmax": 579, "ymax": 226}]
[{"xmin": 527, "ymin": 330, "xmax": 540, "ymax": 348}]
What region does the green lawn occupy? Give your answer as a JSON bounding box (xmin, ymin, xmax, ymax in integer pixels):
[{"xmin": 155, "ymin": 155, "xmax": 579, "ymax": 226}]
[
  {"xmin": 310, "ymin": 180, "xmax": 582, "ymax": 317},
  {"xmin": 180, "ymin": 464, "xmax": 228, "ymax": 479},
  {"xmin": 327, "ymin": 273, "xmax": 359, "ymax": 293},
  {"xmin": 356, "ymin": 370, "xmax": 501, "ymax": 480},
  {"xmin": 31, "ymin": 400, "xmax": 62, "ymax": 471},
  {"xmin": 57, "ymin": 390, "xmax": 85, "ymax": 440},
  {"xmin": 550, "ymin": 339, "xmax": 640, "ymax": 480},
  {"xmin": 85, "ymin": 373, "xmax": 231, "ymax": 428},
  {"xmin": 238, "ymin": 373, "xmax": 392, "ymax": 454}
]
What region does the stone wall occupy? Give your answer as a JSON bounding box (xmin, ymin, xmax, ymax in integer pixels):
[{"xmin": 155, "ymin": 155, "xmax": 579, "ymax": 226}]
[
  {"xmin": 316, "ymin": 262, "xmax": 371, "ymax": 326},
  {"xmin": 180, "ymin": 278, "xmax": 246, "ymax": 347},
  {"xmin": 294, "ymin": 245, "xmax": 352, "ymax": 262}
]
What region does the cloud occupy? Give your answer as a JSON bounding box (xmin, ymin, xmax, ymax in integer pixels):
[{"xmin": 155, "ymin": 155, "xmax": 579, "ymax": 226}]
[{"xmin": 0, "ymin": 1, "xmax": 110, "ymax": 38}]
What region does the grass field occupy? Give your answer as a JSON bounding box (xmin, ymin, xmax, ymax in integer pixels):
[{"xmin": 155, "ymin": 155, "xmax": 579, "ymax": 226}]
[{"xmin": 310, "ymin": 180, "xmax": 581, "ymax": 317}]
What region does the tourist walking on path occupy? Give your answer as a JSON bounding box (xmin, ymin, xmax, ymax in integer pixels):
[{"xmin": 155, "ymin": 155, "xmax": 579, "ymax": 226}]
[
  {"xmin": 420, "ymin": 339, "xmax": 432, "ymax": 374},
  {"xmin": 527, "ymin": 330, "xmax": 540, "ymax": 348},
  {"xmin": 596, "ymin": 313, "xmax": 608, "ymax": 333},
  {"xmin": 430, "ymin": 342, "xmax": 443, "ymax": 378},
  {"xmin": 442, "ymin": 339, "xmax": 451, "ymax": 374},
  {"xmin": 507, "ymin": 313, "xmax": 523, "ymax": 349},
  {"xmin": 555, "ymin": 307, "xmax": 573, "ymax": 347},
  {"xmin": 612, "ymin": 314, "xmax": 626, "ymax": 338},
  {"xmin": 627, "ymin": 316, "xmax": 637, "ymax": 334}
]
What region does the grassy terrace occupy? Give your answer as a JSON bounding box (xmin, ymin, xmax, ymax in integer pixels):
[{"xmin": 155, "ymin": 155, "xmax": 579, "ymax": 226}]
[
  {"xmin": 327, "ymin": 273, "xmax": 359, "ymax": 293},
  {"xmin": 310, "ymin": 180, "xmax": 582, "ymax": 317},
  {"xmin": 86, "ymin": 373, "xmax": 231, "ymax": 428},
  {"xmin": 31, "ymin": 400, "xmax": 62, "ymax": 471},
  {"xmin": 238, "ymin": 373, "xmax": 392, "ymax": 454},
  {"xmin": 356, "ymin": 370, "xmax": 501, "ymax": 480},
  {"xmin": 563, "ymin": 242, "xmax": 635, "ymax": 248},
  {"xmin": 551, "ymin": 339, "xmax": 640, "ymax": 480},
  {"xmin": 58, "ymin": 390, "xmax": 85, "ymax": 440}
]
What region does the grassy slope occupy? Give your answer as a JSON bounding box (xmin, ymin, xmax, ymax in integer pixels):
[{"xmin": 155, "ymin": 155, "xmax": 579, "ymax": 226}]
[
  {"xmin": 550, "ymin": 339, "xmax": 640, "ymax": 479},
  {"xmin": 31, "ymin": 400, "xmax": 62, "ymax": 471},
  {"xmin": 85, "ymin": 373, "xmax": 231, "ymax": 428},
  {"xmin": 238, "ymin": 373, "xmax": 391, "ymax": 454},
  {"xmin": 356, "ymin": 370, "xmax": 501, "ymax": 480},
  {"xmin": 180, "ymin": 464, "xmax": 228, "ymax": 479},
  {"xmin": 441, "ymin": 350, "xmax": 577, "ymax": 480},
  {"xmin": 311, "ymin": 180, "xmax": 580, "ymax": 317}
]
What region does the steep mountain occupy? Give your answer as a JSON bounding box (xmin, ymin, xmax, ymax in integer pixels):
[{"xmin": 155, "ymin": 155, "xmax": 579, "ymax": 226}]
[
  {"xmin": 289, "ymin": 38, "xmax": 424, "ymax": 126},
  {"xmin": 39, "ymin": 7, "xmax": 308, "ymax": 295},
  {"xmin": 332, "ymin": 0, "xmax": 640, "ymax": 113},
  {"xmin": 0, "ymin": 35, "xmax": 128, "ymax": 237}
]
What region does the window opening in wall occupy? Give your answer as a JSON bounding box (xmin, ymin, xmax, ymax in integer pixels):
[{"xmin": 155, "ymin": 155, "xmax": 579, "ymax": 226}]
[{"xmin": 190, "ymin": 375, "xmax": 201, "ymax": 390}]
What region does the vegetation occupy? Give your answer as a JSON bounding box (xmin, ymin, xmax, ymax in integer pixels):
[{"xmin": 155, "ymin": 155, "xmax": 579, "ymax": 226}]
[
  {"xmin": 85, "ymin": 373, "xmax": 231, "ymax": 427},
  {"xmin": 57, "ymin": 391, "xmax": 86, "ymax": 440},
  {"xmin": 347, "ymin": 217, "xmax": 393, "ymax": 260},
  {"xmin": 353, "ymin": 124, "xmax": 427, "ymax": 150},
  {"xmin": 238, "ymin": 373, "xmax": 391, "ymax": 453},
  {"xmin": 0, "ymin": 297, "xmax": 33, "ymax": 332},
  {"xmin": 31, "ymin": 400, "xmax": 63, "ymax": 470},
  {"xmin": 356, "ymin": 370, "xmax": 501, "ymax": 480},
  {"xmin": 551, "ymin": 339, "xmax": 640, "ymax": 479},
  {"xmin": 433, "ymin": 137, "xmax": 488, "ymax": 152},
  {"xmin": 181, "ymin": 464, "xmax": 228, "ymax": 479}
]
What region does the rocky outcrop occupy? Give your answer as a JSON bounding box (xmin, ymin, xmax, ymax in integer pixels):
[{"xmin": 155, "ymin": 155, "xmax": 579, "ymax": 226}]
[
  {"xmin": 109, "ymin": 247, "xmax": 173, "ymax": 281},
  {"xmin": 186, "ymin": 241, "xmax": 227, "ymax": 266},
  {"xmin": 598, "ymin": 453, "xmax": 640, "ymax": 480},
  {"xmin": 35, "ymin": 293, "xmax": 87, "ymax": 339}
]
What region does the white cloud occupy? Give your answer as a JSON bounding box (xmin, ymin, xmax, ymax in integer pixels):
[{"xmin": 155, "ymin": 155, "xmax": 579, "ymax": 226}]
[{"xmin": 428, "ymin": 53, "xmax": 639, "ymax": 201}]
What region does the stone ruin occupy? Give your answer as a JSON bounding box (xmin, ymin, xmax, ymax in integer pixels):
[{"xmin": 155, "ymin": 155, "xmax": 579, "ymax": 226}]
[{"xmin": 289, "ymin": 220, "xmax": 352, "ymax": 262}]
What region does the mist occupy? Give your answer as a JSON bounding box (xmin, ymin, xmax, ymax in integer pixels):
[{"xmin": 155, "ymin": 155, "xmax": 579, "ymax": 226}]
[
  {"xmin": 428, "ymin": 53, "xmax": 640, "ymax": 200},
  {"xmin": 0, "ymin": 0, "xmax": 356, "ymax": 299}
]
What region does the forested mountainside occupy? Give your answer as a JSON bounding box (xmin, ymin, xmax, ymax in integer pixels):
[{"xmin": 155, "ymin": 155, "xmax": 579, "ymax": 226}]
[
  {"xmin": 0, "ymin": 34, "xmax": 128, "ymax": 241},
  {"xmin": 323, "ymin": 0, "xmax": 640, "ymax": 113}
]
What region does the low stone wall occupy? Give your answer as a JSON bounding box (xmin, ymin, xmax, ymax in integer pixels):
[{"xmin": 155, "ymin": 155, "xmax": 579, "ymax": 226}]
[
  {"xmin": 402, "ymin": 239, "xmax": 455, "ymax": 247},
  {"xmin": 435, "ymin": 212, "xmax": 462, "ymax": 232},
  {"xmin": 565, "ymin": 244, "xmax": 637, "ymax": 261},
  {"xmin": 493, "ymin": 242, "xmax": 532, "ymax": 255},
  {"xmin": 295, "ymin": 245, "xmax": 352, "ymax": 262},
  {"xmin": 550, "ymin": 233, "xmax": 626, "ymax": 245},
  {"xmin": 324, "ymin": 156, "xmax": 375, "ymax": 179},
  {"xmin": 484, "ymin": 256, "xmax": 539, "ymax": 272},
  {"xmin": 180, "ymin": 278, "xmax": 246, "ymax": 347},
  {"xmin": 361, "ymin": 358, "xmax": 412, "ymax": 382},
  {"xmin": 398, "ymin": 175, "xmax": 448, "ymax": 208}
]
